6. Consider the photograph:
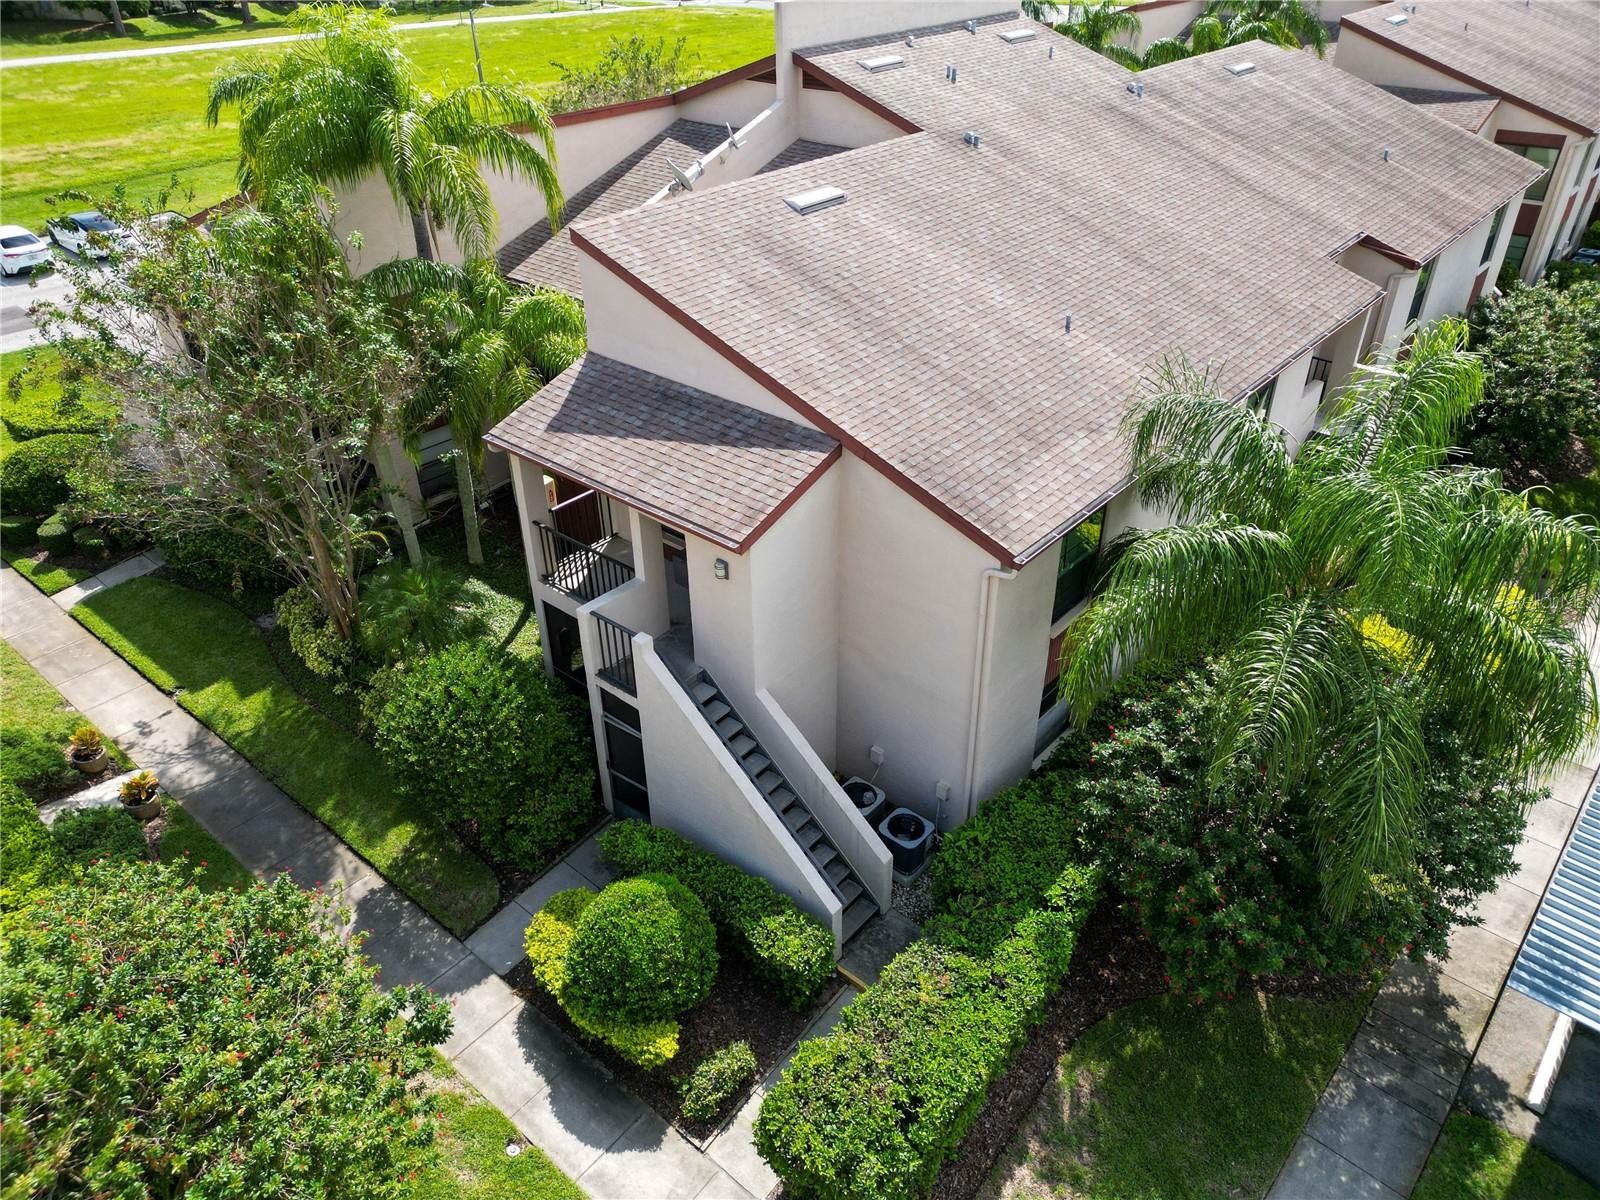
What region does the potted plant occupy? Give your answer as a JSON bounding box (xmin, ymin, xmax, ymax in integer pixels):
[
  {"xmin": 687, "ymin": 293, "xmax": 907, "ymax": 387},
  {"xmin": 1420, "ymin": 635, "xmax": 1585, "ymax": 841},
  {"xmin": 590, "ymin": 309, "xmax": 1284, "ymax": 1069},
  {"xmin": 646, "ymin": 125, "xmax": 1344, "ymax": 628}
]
[
  {"xmin": 66, "ymin": 724, "xmax": 109, "ymax": 775},
  {"xmin": 119, "ymin": 770, "xmax": 162, "ymax": 821}
]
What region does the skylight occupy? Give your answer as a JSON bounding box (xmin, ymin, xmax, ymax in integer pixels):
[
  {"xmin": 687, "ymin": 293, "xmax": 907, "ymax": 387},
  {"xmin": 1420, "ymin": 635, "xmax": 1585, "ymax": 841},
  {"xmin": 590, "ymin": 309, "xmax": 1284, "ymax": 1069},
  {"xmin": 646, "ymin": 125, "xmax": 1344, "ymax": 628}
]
[
  {"xmin": 1225, "ymin": 61, "xmax": 1258, "ymax": 76},
  {"xmin": 998, "ymin": 29, "xmax": 1037, "ymax": 43},
  {"xmin": 1385, "ymin": 12, "xmax": 1410, "ymax": 23},
  {"xmin": 858, "ymin": 54, "xmax": 905, "ymax": 72},
  {"xmin": 784, "ymin": 186, "xmax": 847, "ymax": 215}
]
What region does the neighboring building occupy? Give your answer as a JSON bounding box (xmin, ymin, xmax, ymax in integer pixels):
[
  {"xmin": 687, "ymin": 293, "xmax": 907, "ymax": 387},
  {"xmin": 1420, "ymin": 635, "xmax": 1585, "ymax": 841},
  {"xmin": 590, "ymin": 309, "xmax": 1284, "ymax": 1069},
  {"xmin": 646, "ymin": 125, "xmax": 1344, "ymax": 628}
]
[
  {"xmin": 481, "ymin": 2, "xmax": 1543, "ymax": 949},
  {"xmin": 1336, "ymin": 0, "xmax": 1600, "ymax": 281}
]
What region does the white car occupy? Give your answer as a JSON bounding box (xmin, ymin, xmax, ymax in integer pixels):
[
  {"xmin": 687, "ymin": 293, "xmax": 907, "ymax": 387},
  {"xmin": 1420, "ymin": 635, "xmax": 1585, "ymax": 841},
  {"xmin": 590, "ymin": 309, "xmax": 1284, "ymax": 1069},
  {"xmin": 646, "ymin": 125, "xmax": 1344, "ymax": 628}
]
[
  {"xmin": 46, "ymin": 210, "xmax": 127, "ymax": 259},
  {"xmin": 0, "ymin": 225, "xmax": 52, "ymax": 276}
]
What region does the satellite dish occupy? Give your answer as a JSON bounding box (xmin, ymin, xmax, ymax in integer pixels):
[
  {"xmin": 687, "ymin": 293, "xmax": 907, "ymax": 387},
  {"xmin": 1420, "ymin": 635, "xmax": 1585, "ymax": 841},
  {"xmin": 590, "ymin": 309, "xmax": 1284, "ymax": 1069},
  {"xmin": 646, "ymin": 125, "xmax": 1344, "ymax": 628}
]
[{"xmin": 668, "ymin": 158, "xmax": 701, "ymax": 191}]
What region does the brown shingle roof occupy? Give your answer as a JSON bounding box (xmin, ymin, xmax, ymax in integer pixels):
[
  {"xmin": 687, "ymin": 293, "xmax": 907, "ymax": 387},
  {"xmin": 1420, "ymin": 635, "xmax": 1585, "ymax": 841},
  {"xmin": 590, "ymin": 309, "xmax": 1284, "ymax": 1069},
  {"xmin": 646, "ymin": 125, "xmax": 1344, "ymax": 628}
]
[
  {"xmin": 567, "ymin": 21, "xmax": 1539, "ymax": 564},
  {"xmin": 1378, "ymin": 85, "xmax": 1501, "ymax": 132},
  {"xmin": 496, "ymin": 120, "xmax": 727, "ymax": 294},
  {"xmin": 757, "ymin": 139, "xmax": 850, "ymax": 174},
  {"xmin": 1343, "ymin": 0, "xmax": 1600, "ymax": 135},
  {"xmin": 485, "ymin": 353, "xmax": 839, "ymax": 550}
]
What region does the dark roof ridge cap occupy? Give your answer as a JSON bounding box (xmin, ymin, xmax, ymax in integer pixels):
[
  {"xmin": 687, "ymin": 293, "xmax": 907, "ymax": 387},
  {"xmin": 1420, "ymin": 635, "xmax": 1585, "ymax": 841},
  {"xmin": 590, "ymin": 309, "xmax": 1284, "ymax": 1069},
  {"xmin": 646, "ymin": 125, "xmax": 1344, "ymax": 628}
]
[{"xmin": 792, "ymin": 8, "xmax": 1021, "ymax": 60}]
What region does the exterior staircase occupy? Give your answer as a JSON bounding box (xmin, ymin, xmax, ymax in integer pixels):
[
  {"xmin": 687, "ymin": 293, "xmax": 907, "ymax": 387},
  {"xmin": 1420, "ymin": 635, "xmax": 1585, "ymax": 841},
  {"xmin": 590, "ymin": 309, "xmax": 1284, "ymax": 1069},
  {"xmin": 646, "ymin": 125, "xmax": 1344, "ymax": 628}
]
[{"xmin": 682, "ymin": 665, "xmax": 879, "ymax": 943}]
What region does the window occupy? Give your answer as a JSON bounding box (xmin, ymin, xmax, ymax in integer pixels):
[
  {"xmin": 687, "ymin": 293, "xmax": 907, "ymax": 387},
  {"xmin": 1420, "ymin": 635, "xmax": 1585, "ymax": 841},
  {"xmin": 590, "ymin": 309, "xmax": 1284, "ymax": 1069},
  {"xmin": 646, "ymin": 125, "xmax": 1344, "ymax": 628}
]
[
  {"xmin": 1504, "ymin": 143, "xmax": 1559, "ymax": 202},
  {"xmin": 1406, "ymin": 257, "xmax": 1435, "ymax": 325},
  {"xmin": 1504, "ymin": 234, "xmax": 1531, "ymax": 273},
  {"xmin": 1247, "ymin": 378, "xmax": 1276, "ymax": 421},
  {"xmin": 1052, "ymin": 507, "xmax": 1106, "ymax": 621},
  {"xmin": 1481, "ymin": 204, "xmax": 1508, "ymax": 266}
]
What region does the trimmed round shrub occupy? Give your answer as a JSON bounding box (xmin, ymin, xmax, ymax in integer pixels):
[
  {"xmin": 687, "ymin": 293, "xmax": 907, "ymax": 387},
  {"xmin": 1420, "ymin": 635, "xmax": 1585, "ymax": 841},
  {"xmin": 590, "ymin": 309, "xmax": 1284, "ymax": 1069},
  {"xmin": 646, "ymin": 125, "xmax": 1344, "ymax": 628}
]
[
  {"xmin": 50, "ymin": 806, "xmax": 148, "ymax": 867},
  {"xmin": 372, "ymin": 643, "xmax": 594, "ymax": 868},
  {"xmin": 563, "ymin": 873, "xmax": 718, "ymax": 1025},
  {"xmin": 524, "ymin": 886, "xmax": 680, "ymax": 1067},
  {"xmin": 71, "ymin": 525, "xmax": 109, "ymax": 558},
  {"xmin": 157, "ymin": 522, "xmax": 282, "ymax": 592},
  {"xmin": 0, "ymin": 433, "xmax": 97, "ymax": 515},
  {"xmin": 678, "ymin": 1040, "xmax": 757, "ymax": 1124},
  {"xmin": 34, "ymin": 511, "xmax": 74, "ymax": 555}
]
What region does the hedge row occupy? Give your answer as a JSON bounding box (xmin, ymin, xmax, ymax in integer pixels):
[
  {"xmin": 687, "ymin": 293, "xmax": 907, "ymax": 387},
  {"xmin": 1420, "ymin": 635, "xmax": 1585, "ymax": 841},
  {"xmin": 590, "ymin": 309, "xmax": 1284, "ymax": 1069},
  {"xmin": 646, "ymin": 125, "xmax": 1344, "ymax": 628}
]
[
  {"xmin": 755, "ymin": 862, "xmax": 1099, "ymax": 1198},
  {"xmin": 599, "ymin": 821, "xmax": 833, "ymax": 1009}
]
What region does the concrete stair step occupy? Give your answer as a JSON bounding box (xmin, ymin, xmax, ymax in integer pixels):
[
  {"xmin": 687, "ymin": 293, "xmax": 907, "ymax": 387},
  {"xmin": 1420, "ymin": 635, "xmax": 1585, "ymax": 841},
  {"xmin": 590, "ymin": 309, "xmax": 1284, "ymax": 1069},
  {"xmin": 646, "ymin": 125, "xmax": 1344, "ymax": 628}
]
[
  {"xmin": 824, "ymin": 858, "xmax": 849, "ymax": 885},
  {"xmin": 797, "ymin": 823, "xmax": 824, "ymax": 851},
  {"xmin": 837, "ymin": 878, "xmax": 863, "ymax": 907},
  {"xmin": 842, "ymin": 894, "xmax": 878, "ymax": 943},
  {"xmin": 743, "ymin": 754, "xmax": 771, "ymax": 777},
  {"xmin": 756, "ymin": 770, "xmax": 785, "ymax": 795},
  {"xmin": 782, "ymin": 806, "xmax": 811, "ymax": 833},
  {"xmin": 691, "ymin": 681, "xmax": 717, "ymax": 704},
  {"xmin": 728, "ymin": 734, "xmax": 758, "ymax": 758},
  {"xmin": 702, "ymin": 700, "xmax": 730, "ymax": 724}
]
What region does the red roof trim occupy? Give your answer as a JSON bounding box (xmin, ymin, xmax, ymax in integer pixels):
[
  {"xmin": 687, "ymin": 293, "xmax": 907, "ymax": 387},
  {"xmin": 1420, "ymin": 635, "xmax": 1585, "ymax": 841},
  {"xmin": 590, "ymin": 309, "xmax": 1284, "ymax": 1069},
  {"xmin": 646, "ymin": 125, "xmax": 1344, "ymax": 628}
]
[
  {"xmin": 1338, "ymin": 17, "xmax": 1593, "ymax": 136},
  {"xmin": 569, "ymin": 226, "xmax": 1018, "ymax": 566},
  {"xmin": 1494, "ymin": 128, "xmax": 1566, "ymax": 150}
]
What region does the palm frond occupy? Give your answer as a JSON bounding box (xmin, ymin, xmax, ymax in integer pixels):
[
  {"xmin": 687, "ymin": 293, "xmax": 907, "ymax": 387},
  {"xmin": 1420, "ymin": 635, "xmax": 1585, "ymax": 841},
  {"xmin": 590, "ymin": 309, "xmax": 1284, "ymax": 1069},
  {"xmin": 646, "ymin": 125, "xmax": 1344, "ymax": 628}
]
[{"xmin": 1060, "ymin": 520, "xmax": 1299, "ymax": 718}]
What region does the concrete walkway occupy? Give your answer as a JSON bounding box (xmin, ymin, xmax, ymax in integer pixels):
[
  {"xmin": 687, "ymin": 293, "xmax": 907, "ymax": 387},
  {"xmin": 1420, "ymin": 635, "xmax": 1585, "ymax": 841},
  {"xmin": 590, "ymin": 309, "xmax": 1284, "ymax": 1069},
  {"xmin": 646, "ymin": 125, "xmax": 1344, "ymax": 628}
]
[
  {"xmin": 1, "ymin": 563, "xmax": 811, "ymax": 1199},
  {"xmin": 1269, "ymin": 755, "xmax": 1597, "ymax": 1199}
]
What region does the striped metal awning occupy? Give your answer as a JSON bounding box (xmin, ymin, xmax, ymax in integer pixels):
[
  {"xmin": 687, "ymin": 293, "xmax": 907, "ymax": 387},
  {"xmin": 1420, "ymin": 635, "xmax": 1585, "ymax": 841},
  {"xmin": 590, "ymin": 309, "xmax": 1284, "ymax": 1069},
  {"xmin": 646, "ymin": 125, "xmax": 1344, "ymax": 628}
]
[{"xmin": 1508, "ymin": 784, "xmax": 1600, "ymax": 1033}]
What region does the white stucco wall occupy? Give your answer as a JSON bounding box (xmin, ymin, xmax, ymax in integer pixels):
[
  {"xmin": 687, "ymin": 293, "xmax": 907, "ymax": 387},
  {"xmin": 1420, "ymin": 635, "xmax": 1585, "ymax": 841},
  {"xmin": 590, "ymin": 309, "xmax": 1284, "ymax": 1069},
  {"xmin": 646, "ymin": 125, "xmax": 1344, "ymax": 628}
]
[
  {"xmin": 632, "ymin": 635, "xmax": 844, "ymax": 944},
  {"xmin": 796, "ymin": 87, "xmax": 910, "ymax": 148}
]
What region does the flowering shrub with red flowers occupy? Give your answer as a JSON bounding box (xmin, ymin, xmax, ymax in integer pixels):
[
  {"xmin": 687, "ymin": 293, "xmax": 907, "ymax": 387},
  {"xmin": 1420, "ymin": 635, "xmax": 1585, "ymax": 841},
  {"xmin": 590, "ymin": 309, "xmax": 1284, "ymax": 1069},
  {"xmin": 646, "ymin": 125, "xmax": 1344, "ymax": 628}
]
[
  {"xmin": 1045, "ymin": 658, "xmax": 1535, "ymax": 1002},
  {"xmin": 0, "ymin": 860, "xmax": 453, "ymax": 1198}
]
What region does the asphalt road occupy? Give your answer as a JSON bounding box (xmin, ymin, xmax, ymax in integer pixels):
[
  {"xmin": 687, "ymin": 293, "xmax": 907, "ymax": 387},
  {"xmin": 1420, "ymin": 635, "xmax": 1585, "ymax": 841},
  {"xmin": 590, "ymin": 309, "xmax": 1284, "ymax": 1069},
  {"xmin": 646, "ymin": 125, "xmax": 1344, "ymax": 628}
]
[{"xmin": 0, "ymin": 263, "xmax": 76, "ymax": 354}]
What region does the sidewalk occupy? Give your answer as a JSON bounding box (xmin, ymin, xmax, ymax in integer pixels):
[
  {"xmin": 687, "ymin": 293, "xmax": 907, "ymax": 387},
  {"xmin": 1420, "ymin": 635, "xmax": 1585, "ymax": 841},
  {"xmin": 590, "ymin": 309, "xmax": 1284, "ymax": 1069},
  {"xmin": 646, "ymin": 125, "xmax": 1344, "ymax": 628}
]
[
  {"xmin": 2, "ymin": 563, "xmax": 812, "ymax": 1200},
  {"xmin": 1268, "ymin": 755, "xmax": 1597, "ymax": 1199}
]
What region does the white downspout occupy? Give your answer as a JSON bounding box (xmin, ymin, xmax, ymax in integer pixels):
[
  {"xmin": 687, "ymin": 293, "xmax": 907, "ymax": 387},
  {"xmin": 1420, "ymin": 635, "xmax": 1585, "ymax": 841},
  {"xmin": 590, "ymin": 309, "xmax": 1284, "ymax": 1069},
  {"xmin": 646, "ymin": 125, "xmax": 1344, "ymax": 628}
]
[{"xmin": 961, "ymin": 565, "xmax": 1016, "ymax": 826}]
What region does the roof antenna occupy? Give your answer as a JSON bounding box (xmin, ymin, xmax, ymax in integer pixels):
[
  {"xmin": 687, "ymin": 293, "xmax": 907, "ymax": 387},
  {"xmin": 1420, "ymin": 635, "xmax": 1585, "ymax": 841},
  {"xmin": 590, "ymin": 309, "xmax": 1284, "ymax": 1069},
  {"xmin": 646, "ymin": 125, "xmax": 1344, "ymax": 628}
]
[{"xmin": 965, "ymin": 19, "xmax": 977, "ymax": 33}]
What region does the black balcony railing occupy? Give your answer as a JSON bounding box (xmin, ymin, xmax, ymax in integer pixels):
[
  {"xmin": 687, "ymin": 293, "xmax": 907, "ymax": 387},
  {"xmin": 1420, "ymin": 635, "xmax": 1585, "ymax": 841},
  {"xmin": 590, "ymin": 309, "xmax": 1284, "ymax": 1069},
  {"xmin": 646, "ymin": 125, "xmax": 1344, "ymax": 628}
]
[
  {"xmin": 1309, "ymin": 356, "xmax": 1333, "ymax": 387},
  {"xmin": 551, "ymin": 488, "xmax": 613, "ymax": 545},
  {"xmin": 536, "ymin": 521, "xmax": 634, "ymax": 603},
  {"xmin": 593, "ymin": 613, "xmax": 637, "ymax": 695}
]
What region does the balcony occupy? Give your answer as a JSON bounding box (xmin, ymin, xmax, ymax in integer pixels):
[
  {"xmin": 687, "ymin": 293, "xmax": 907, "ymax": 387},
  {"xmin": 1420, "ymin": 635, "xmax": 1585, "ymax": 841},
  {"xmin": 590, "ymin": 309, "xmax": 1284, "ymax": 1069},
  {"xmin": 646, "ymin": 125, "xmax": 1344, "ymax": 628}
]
[{"xmin": 535, "ymin": 522, "xmax": 635, "ymax": 603}]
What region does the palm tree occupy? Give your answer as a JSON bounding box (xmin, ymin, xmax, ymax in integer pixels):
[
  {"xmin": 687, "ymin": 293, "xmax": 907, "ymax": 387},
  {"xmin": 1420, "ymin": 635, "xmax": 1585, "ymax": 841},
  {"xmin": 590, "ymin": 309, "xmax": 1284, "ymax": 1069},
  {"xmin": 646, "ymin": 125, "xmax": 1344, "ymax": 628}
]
[
  {"xmin": 1028, "ymin": 0, "xmax": 1144, "ymax": 70},
  {"xmin": 1060, "ymin": 320, "xmax": 1600, "ymax": 917},
  {"xmin": 206, "ymin": 4, "xmax": 560, "ymax": 263},
  {"xmin": 1142, "ymin": 0, "xmax": 1329, "ymax": 67},
  {"xmin": 106, "ymin": 0, "xmax": 128, "ymax": 38},
  {"xmin": 368, "ymin": 257, "xmax": 585, "ymax": 564}
]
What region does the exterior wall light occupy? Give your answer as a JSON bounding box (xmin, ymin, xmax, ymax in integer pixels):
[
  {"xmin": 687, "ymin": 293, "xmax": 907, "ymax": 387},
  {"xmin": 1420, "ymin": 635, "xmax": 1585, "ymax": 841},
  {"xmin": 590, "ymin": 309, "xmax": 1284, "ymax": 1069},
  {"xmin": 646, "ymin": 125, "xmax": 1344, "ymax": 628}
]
[{"xmin": 714, "ymin": 558, "xmax": 730, "ymax": 580}]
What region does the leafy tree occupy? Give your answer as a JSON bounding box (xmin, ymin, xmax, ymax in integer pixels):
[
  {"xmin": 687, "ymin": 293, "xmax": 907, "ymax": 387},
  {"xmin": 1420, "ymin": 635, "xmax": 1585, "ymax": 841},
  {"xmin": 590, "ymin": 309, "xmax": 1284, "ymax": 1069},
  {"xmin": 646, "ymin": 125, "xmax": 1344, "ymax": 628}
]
[
  {"xmin": 368, "ymin": 256, "xmax": 584, "ymax": 563},
  {"xmin": 1466, "ymin": 280, "xmax": 1600, "ymax": 483},
  {"xmin": 548, "ymin": 34, "xmax": 693, "ymax": 114},
  {"xmin": 1061, "ymin": 320, "xmax": 1600, "ymax": 916},
  {"xmin": 1142, "ymin": 0, "xmax": 1328, "ymax": 67},
  {"xmin": 0, "ymin": 860, "xmax": 452, "ymax": 1198},
  {"xmin": 207, "ymin": 4, "xmax": 560, "ymax": 262},
  {"xmin": 37, "ymin": 184, "xmax": 424, "ymax": 641}
]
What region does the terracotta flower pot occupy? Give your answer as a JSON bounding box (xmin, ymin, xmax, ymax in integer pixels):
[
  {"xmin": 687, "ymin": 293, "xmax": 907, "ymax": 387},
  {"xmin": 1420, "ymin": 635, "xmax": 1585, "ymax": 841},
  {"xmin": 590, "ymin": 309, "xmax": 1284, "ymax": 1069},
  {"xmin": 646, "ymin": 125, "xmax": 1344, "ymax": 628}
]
[
  {"xmin": 122, "ymin": 794, "xmax": 163, "ymax": 821},
  {"xmin": 69, "ymin": 747, "xmax": 110, "ymax": 775}
]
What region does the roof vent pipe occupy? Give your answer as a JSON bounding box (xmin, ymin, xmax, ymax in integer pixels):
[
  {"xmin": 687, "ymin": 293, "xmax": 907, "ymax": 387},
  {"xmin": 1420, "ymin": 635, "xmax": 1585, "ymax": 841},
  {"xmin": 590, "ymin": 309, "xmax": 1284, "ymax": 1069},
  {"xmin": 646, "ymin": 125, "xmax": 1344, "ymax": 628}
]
[
  {"xmin": 965, "ymin": 19, "xmax": 977, "ymax": 33},
  {"xmin": 1049, "ymin": 44, "xmax": 1055, "ymax": 59},
  {"xmin": 1127, "ymin": 81, "xmax": 1144, "ymax": 98},
  {"xmin": 906, "ymin": 34, "xmax": 916, "ymax": 47},
  {"xmin": 947, "ymin": 64, "xmax": 958, "ymax": 83},
  {"xmin": 1382, "ymin": 148, "xmax": 1391, "ymax": 161},
  {"xmin": 1063, "ymin": 312, "xmax": 1072, "ymax": 334},
  {"xmin": 963, "ymin": 130, "xmax": 981, "ymax": 148}
]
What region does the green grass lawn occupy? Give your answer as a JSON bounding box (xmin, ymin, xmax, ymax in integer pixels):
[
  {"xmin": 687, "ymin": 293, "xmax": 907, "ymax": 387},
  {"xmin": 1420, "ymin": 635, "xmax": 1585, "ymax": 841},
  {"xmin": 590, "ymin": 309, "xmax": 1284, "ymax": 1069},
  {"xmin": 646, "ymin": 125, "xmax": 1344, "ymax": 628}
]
[
  {"xmin": 0, "ymin": 637, "xmax": 129, "ymax": 799},
  {"xmin": 71, "ymin": 575, "xmax": 498, "ymax": 935},
  {"xmin": 1531, "ymin": 439, "xmax": 1600, "ymax": 522},
  {"xmin": 1414, "ymin": 1112, "xmax": 1600, "ymax": 1200},
  {"xmin": 985, "ymin": 989, "xmax": 1371, "ymax": 1200},
  {"xmin": 0, "ymin": 2, "xmax": 640, "ymax": 58},
  {"xmin": 402, "ymin": 1060, "xmax": 585, "ymax": 1200},
  {"xmin": 416, "ymin": 503, "xmax": 543, "ymax": 661},
  {"xmin": 0, "ymin": 7, "xmax": 774, "ymax": 232}
]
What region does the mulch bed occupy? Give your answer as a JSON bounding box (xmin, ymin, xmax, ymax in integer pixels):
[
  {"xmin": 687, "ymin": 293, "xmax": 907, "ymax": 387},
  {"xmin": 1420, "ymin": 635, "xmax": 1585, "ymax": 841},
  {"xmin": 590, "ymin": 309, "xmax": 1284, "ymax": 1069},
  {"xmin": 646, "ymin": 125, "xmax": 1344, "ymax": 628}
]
[
  {"xmin": 1501, "ymin": 431, "xmax": 1595, "ymax": 492},
  {"xmin": 507, "ymin": 953, "xmax": 845, "ymax": 1146},
  {"xmin": 452, "ymin": 804, "xmax": 608, "ymax": 908}
]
